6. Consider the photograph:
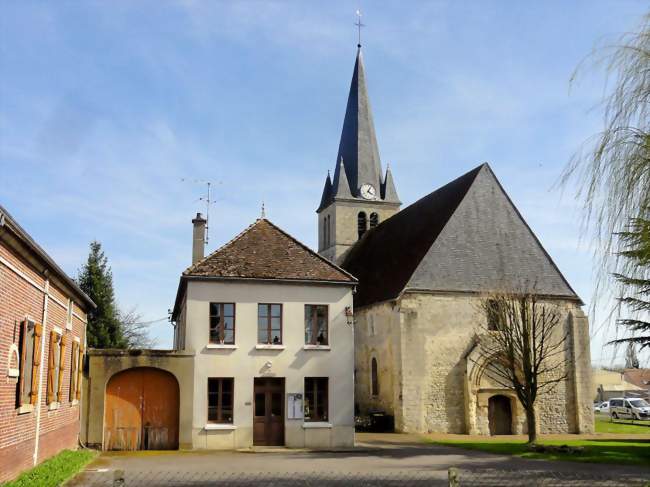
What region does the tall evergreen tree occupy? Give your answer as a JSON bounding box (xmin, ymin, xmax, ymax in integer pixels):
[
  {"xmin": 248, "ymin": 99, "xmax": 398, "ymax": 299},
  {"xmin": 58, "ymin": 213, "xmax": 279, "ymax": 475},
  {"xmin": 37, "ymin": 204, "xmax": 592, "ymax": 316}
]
[
  {"xmin": 77, "ymin": 241, "xmax": 127, "ymax": 348},
  {"xmin": 611, "ymin": 216, "xmax": 650, "ymax": 350}
]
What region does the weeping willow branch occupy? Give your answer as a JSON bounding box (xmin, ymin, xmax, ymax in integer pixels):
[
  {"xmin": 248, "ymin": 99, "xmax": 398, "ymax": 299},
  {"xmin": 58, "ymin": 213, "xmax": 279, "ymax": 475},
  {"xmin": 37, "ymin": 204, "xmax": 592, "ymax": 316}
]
[{"xmin": 561, "ymin": 14, "xmax": 650, "ymax": 299}]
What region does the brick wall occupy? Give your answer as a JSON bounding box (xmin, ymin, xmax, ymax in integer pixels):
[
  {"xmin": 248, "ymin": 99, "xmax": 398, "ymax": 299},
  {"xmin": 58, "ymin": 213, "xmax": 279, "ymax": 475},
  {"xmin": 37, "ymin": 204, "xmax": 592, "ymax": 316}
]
[{"xmin": 0, "ymin": 239, "xmax": 88, "ymax": 483}]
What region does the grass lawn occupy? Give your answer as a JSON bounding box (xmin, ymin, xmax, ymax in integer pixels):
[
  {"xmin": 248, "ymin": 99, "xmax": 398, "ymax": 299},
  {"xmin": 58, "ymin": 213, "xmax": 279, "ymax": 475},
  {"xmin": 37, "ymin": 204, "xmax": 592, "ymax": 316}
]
[
  {"xmin": 427, "ymin": 438, "xmax": 650, "ymax": 466},
  {"xmin": 4, "ymin": 449, "xmax": 97, "ymax": 487},
  {"xmin": 594, "ymin": 413, "xmax": 650, "ymax": 434}
]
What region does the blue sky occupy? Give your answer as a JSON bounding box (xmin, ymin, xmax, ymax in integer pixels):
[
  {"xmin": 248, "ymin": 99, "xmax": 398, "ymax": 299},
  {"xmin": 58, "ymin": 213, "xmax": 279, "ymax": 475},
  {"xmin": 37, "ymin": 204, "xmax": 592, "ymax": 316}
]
[{"xmin": 1, "ymin": 1, "xmax": 647, "ymax": 365}]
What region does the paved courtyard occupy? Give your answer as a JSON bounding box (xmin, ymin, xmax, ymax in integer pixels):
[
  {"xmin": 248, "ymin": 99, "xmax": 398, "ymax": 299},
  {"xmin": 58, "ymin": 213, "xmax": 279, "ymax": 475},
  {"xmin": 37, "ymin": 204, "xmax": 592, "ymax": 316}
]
[{"xmin": 69, "ymin": 433, "xmax": 650, "ymax": 486}]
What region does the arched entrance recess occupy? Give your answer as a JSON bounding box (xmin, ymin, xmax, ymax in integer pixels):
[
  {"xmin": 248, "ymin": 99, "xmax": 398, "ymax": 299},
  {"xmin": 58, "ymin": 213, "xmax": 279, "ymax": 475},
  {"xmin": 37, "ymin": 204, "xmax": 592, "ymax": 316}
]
[
  {"xmin": 488, "ymin": 395, "xmax": 512, "ymax": 435},
  {"xmin": 104, "ymin": 367, "xmax": 179, "ymax": 450}
]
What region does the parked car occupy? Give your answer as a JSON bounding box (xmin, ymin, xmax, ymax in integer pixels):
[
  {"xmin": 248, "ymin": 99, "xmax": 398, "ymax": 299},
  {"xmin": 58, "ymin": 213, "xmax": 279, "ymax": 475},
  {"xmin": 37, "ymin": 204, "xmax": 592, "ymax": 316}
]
[
  {"xmin": 609, "ymin": 397, "xmax": 650, "ymax": 420},
  {"xmin": 594, "ymin": 401, "xmax": 609, "ymax": 414}
]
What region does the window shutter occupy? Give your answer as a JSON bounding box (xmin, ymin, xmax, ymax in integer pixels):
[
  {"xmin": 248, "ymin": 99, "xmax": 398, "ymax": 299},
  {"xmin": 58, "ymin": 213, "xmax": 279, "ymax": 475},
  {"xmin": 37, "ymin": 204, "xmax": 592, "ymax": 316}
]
[
  {"xmin": 70, "ymin": 341, "xmax": 78, "ymax": 402},
  {"xmin": 30, "ymin": 323, "xmax": 43, "ymax": 405},
  {"xmin": 76, "ymin": 345, "xmax": 83, "ymax": 400},
  {"xmin": 47, "ymin": 331, "xmax": 57, "ymax": 404},
  {"xmin": 57, "ymin": 335, "xmax": 66, "ymax": 402},
  {"xmin": 18, "ymin": 320, "xmax": 28, "ymax": 406}
]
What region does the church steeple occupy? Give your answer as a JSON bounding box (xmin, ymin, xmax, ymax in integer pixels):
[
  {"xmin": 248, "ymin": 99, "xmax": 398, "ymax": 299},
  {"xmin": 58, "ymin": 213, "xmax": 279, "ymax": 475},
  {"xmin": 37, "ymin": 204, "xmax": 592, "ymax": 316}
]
[
  {"xmin": 334, "ymin": 47, "xmax": 383, "ymax": 197},
  {"xmin": 317, "ymin": 45, "xmax": 401, "ymax": 263},
  {"xmin": 318, "ymin": 47, "xmax": 399, "ymax": 209}
]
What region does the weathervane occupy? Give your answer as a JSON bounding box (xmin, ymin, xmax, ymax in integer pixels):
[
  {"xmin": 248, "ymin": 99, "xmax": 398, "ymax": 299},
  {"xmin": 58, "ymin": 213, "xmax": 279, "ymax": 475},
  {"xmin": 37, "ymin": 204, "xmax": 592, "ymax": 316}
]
[{"xmin": 355, "ymin": 9, "xmax": 365, "ymax": 48}]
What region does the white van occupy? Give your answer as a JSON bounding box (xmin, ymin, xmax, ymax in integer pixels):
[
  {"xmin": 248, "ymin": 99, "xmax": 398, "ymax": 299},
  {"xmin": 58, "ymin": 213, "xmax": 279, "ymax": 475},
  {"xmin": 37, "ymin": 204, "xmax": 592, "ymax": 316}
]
[{"xmin": 609, "ymin": 397, "xmax": 650, "ymax": 420}]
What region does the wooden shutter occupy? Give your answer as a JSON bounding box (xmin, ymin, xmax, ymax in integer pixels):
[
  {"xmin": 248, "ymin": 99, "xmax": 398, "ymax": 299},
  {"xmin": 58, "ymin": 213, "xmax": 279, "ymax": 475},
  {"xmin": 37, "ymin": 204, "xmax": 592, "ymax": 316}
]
[
  {"xmin": 57, "ymin": 335, "xmax": 66, "ymax": 402},
  {"xmin": 30, "ymin": 323, "xmax": 43, "ymax": 405},
  {"xmin": 76, "ymin": 345, "xmax": 83, "ymax": 400},
  {"xmin": 18, "ymin": 320, "xmax": 28, "ymax": 406},
  {"xmin": 46, "ymin": 331, "xmax": 57, "ymax": 404},
  {"xmin": 70, "ymin": 341, "xmax": 78, "ymax": 402}
]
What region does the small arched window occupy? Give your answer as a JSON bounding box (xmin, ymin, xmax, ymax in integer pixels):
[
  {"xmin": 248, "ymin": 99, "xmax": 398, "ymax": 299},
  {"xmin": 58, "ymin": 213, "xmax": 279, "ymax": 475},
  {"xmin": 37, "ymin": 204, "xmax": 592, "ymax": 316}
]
[
  {"xmin": 369, "ymin": 212, "xmax": 379, "ymax": 228},
  {"xmin": 371, "ymin": 357, "xmax": 379, "ymax": 396},
  {"xmin": 358, "ymin": 212, "xmax": 367, "ymax": 239},
  {"xmin": 323, "ymin": 217, "xmax": 327, "ymax": 248}
]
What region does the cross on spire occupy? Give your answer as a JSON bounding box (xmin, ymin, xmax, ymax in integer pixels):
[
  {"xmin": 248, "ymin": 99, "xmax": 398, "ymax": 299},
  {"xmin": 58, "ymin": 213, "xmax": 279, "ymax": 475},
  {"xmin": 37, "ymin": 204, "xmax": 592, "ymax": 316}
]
[{"xmin": 355, "ymin": 9, "xmax": 365, "ymax": 48}]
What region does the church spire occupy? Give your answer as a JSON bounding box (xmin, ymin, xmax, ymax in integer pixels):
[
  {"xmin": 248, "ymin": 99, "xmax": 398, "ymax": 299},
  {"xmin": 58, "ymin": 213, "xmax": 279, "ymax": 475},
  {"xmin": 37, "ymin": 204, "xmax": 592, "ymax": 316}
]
[
  {"xmin": 381, "ymin": 164, "xmax": 400, "ymax": 203},
  {"xmin": 332, "ymin": 157, "xmax": 353, "ymax": 198},
  {"xmin": 333, "ymin": 47, "xmax": 383, "ymax": 197},
  {"xmin": 317, "ymin": 171, "xmax": 333, "ymax": 212}
]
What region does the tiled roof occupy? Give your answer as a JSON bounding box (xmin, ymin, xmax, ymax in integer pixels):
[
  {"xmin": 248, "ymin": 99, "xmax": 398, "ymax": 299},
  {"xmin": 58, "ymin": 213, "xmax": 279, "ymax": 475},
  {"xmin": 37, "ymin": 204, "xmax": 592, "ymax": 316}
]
[
  {"xmin": 623, "ymin": 369, "xmax": 650, "ymax": 390},
  {"xmin": 184, "ymin": 218, "xmax": 356, "ymax": 283}
]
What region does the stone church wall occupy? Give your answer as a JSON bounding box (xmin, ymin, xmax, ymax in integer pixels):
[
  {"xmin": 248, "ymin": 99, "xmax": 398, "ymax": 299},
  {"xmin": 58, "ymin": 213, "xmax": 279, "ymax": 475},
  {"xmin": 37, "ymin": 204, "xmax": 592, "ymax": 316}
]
[
  {"xmin": 319, "ymin": 201, "xmax": 400, "ymax": 264},
  {"xmin": 354, "ymin": 293, "xmax": 594, "ymax": 435},
  {"xmin": 354, "ymin": 302, "xmax": 402, "ymax": 423}
]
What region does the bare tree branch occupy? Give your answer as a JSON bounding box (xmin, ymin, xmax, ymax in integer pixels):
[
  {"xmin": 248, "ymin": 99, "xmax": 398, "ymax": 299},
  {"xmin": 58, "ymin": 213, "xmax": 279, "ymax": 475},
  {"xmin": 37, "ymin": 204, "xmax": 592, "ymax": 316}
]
[{"xmin": 474, "ymin": 292, "xmax": 569, "ymax": 443}]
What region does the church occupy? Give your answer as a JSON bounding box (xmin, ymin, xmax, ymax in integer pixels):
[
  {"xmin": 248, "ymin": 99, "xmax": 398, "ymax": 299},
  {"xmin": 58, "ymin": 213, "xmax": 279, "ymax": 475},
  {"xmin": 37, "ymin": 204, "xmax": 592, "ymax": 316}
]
[{"xmin": 316, "ymin": 46, "xmax": 594, "ymax": 435}]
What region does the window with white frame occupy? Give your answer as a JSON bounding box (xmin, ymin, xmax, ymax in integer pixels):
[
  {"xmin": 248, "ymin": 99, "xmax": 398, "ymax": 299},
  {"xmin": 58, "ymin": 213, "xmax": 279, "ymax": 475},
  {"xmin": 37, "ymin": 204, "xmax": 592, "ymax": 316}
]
[{"xmin": 304, "ymin": 305, "xmax": 328, "ymax": 345}]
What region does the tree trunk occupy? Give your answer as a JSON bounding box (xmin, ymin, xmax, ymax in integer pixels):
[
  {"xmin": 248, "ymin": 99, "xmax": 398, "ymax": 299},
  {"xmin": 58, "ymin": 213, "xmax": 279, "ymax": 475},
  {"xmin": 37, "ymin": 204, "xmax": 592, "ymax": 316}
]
[{"xmin": 525, "ymin": 406, "xmax": 537, "ymax": 444}]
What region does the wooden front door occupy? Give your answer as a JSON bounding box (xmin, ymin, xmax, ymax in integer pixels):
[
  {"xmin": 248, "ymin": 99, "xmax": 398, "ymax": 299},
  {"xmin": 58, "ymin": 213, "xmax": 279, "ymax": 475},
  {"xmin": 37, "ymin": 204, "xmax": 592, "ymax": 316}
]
[
  {"xmin": 104, "ymin": 367, "xmax": 179, "ymax": 450},
  {"xmin": 488, "ymin": 395, "xmax": 512, "ymax": 435},
  {"xmin": 253, "ymin": 378, "xmax": 285, "ymax": 446}
]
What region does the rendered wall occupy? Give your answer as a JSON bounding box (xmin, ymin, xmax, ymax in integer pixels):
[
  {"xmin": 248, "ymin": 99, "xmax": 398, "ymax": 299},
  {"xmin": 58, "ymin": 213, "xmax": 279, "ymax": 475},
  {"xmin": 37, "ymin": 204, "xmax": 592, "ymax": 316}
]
[
  {"xmin": 82, "ymin": 351, "xmax": 195, "ymax": 450},
  {"xmin": 184, "ymin": 280, "xmax": 355, "ymax": 449}
]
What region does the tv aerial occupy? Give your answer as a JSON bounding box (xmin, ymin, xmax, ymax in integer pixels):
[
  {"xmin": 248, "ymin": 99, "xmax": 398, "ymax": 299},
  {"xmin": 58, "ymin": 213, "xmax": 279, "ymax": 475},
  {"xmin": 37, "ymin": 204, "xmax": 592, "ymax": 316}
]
[{"xmin": 181, "ymin": 178, "xmax": 220, "ymax": 246}]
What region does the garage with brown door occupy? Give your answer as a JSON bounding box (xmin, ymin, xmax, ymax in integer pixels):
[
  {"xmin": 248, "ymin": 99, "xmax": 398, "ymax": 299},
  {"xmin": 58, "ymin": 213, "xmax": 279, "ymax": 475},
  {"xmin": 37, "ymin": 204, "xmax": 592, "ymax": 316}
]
[{"xmin": 104, "ymin": 367, "xmax": 179, "ymax": 450}]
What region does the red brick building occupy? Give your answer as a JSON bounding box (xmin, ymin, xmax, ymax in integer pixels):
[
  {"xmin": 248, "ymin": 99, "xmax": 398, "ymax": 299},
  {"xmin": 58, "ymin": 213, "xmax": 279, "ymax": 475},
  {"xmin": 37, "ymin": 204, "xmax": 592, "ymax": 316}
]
[{"xmin": 0, "ymin": 205, "xmax": 95, "ymax": 482}]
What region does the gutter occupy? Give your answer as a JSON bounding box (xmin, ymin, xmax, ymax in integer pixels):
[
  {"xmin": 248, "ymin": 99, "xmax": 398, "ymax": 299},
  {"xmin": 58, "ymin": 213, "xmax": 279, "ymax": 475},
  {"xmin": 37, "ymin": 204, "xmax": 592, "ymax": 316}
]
[{"xmin": 33, "ymin": 278, "xmax": 50, "ymax": 466}]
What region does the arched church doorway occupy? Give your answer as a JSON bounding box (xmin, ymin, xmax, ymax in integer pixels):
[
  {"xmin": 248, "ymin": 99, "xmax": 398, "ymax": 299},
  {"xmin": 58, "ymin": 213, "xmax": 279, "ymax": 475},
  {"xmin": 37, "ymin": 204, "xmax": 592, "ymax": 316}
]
[
  {"xmin": 488, "ymin": 395, "xmax": 512, "ymax": 435},
  {"xmin": 104, "ymin": 367, "xmax": 179, "ymax": 450}
]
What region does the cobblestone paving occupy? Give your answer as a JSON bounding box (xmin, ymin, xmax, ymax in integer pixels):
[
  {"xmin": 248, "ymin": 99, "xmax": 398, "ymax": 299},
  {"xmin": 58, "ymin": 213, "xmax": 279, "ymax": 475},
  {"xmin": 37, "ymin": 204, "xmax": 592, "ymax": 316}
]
[{"xmin": 69, "ymin": 468, "xmax": 649, "ymax": 486}]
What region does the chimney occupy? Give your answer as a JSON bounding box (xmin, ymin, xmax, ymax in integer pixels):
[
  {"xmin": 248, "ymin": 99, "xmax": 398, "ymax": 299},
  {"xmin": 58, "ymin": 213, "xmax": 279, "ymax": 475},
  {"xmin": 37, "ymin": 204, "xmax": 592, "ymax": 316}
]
[{"xmin": 191, "ymin": 213, "xmax": 207, "ymax": 265}]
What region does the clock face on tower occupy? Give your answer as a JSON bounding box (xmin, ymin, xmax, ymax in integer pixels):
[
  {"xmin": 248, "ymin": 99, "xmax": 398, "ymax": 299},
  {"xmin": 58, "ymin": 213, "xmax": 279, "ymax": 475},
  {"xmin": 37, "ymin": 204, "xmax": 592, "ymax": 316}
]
[{"xmin": 360, "ymin": 184, "xmax": 376, "ymax": 200}]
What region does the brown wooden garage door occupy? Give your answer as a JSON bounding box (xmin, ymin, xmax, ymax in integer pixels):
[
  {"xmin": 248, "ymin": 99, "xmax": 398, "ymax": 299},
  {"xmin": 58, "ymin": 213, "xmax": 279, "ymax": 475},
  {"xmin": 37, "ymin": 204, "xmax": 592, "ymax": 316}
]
[{"xmin": 104, "ymin": 367, "xmax": 179, "ymax": 450}]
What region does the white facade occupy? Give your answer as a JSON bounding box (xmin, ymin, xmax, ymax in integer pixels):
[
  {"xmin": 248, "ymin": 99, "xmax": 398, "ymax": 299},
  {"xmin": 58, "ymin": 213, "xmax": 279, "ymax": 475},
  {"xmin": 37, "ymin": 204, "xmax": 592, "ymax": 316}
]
[{"xmin": 177, "ymin": 279, "xmax": 355, "ymax": 449}]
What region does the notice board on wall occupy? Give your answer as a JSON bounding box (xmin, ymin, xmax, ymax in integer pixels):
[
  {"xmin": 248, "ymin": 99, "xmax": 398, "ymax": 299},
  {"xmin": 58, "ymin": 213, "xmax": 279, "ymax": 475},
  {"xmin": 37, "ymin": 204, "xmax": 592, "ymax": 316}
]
[{"xmin": 287, "ymin": 393, "xmax": 303, "ymax": 419}]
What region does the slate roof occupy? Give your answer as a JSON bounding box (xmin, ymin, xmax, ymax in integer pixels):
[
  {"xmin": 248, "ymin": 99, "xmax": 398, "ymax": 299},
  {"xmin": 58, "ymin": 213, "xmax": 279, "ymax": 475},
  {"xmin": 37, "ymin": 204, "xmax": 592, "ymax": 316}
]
[
  {"xmin": 318, "ymin": 48, "xmax": 400, "ymax": 211},
  {"xmin": 184, "ymin": 218, "xmax": 356, "ymax": 283},
  {"xmin": 342, "ymin": 164, "xmax": 580, "ymax": 307}
]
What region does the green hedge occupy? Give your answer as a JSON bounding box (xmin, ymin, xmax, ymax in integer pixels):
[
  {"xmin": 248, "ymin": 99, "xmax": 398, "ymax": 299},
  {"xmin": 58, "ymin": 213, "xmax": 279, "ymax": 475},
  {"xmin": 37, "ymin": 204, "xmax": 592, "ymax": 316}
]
[{"xmin": 4, "ymin": 449, "xmax": 97, "ymax": 487}]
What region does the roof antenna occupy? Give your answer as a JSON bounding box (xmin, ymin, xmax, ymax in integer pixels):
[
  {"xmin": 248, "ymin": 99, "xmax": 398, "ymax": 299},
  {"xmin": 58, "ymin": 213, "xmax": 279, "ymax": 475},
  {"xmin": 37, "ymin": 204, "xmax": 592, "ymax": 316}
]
[
  {"xmin": 261, "ymin": 201, "xmax": 266, "ymax": 219},
  {"xmin": 355, "ymin": 9, "xmax": 364, "ymax": 48},
  {"xmin": 181, "ymin": 178, "xmax": 215, "ymax": 247}
]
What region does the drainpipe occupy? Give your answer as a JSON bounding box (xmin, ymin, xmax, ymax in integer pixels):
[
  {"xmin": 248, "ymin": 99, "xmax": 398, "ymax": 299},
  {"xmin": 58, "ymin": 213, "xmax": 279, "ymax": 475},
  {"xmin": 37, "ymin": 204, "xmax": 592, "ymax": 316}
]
[{"xmin": 33, "ymin": 277, "xmax": 50, "ymax": 466}]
